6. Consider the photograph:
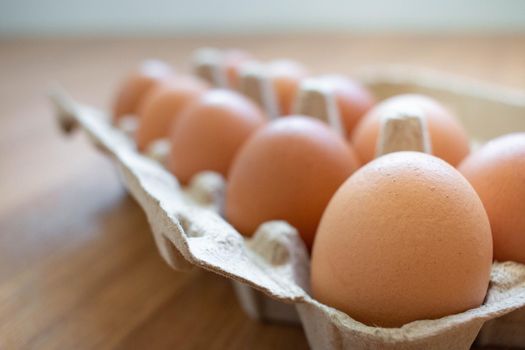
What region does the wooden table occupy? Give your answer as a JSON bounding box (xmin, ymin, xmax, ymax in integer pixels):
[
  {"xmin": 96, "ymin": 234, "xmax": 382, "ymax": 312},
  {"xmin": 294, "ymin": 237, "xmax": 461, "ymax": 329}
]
[{"xmin": 1, "ymin": 35, "xmax": 524, "ymax": 349}]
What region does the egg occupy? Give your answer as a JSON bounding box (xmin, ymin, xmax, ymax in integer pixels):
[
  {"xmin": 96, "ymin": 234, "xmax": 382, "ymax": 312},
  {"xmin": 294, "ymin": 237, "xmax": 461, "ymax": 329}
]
[
  {"xmin": 268, "ymin": 60, "xmax": 309, "ymax": 115},
  {"xmin": 168, "ymin": 89, "xmax": 266, "ymax": 184},
  {"xmin": 311, "ymin": 152, "xmax": 492, "ymax": 327},
  {"xmin": 223, "ymin": 49, "xmax": 253, "ymax": 89},
  {"xmin": 112, "ymin": 60, "xmax": 173, "ymax": 122},
  {"xmin": 351, "ymin": 94, "xmax": 470, "ymax": 166},
  {"xmin": 459, "ymin": 133, "xmax": 525, "ymax": 264},
  {"xmin": 317, "ymin": 75, "xmax": 375, "ymax": 137},
  {"xmin": 226, "ymin": 116, "xmax": 360, "ymax": 248},
  {"xmin": 135, "ymin": 76, "xmax": 208, "ymax": 151}
]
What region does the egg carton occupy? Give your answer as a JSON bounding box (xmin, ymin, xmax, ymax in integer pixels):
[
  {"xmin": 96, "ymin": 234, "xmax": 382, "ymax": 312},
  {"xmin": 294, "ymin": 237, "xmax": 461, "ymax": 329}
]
[{"xmin": 50, "ymin": 65, "xmax": 525, "ymax": 349}]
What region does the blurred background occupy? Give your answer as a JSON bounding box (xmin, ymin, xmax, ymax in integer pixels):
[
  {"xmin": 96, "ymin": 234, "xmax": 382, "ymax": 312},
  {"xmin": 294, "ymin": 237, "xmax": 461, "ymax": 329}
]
[
  {"xmin": 2, "ymin": 0, "xmax": 525, "ymax": 35},
  {"xmin": 2, "ymin": 0, "xmax": 525, "ymax": 108},
  {"xmin": 1, "ymin": 1, "xmax": 525, "ymax": 349}
]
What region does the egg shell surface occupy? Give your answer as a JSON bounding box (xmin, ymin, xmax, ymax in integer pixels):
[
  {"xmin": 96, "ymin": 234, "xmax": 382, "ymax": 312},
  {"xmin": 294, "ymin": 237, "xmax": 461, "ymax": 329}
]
[
  {"xmin": 459, "ymin": 132, "xmax": 525, "ymax": 264},
  {"xmin": 226, "ymin": 116, "xmax": 360, "ymax": 249},
  {"xmin": 311, "ymin": 151, "xmax": 493, "ymax": 327},
  {"xmin": 135, "ymin": 76, "xmax": 208, "ymax": 151},
  {"xmin": 112, "ymin": 60, "xmax": 173, "ymax": 122},
  {"xmin": 169, "ymin": 89, "xmax": 266, "ymax": 184},
  {"xmin": 351, "ymin": 94, "xmax": 470, "ymax": 166}
]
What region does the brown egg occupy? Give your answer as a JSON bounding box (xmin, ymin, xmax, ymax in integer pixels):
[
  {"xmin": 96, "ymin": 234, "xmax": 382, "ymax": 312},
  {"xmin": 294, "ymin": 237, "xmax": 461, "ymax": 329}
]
[
  {"xmin": 223, "ymin": 49, "xmax": 253, "ymax": 89},
  {"xmin": 317, "ymin": 75, "xmax": 375, "ymax": 137},
  {"xmin": 135, "ymin": 76, "xmax": 208, "ymax": 151},
  {"xmin": 168, "ymin": 89, "xmax": 266, "ymax": 184},
  {"xmin": 459, "ymin": 133, "xmax": 525, "ymax": 264},
  {"xmin": 311, "ymin": 152, "xmax": 492, "ymax": 327},
  {"xmin": 112, "ymin": 60, "xmax": 173, "ymax": 122},
  {"xmin": 351, "ymin": 94, "xmax": 470, "ymax": 166},
  {"xmin": 226, "ymin": 116, "xmax": 360, "ymax": 248},
  {"xmin": 268, "ymin": 60, "xmax": 309, "ymax": 115}
]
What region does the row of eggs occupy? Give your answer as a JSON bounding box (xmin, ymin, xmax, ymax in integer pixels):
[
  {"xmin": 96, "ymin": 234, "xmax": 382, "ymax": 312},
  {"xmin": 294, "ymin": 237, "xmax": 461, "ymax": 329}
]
[{"xmin": 112, "ymin": 49, "xmax": 524, "ymax": 328}]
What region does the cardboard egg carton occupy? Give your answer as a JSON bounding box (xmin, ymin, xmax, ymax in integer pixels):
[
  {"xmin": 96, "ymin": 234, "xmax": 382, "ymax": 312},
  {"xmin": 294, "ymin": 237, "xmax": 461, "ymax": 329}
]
[{"xmin": 50, "ymin": 63, "xmax": 525, "ymax": 349}]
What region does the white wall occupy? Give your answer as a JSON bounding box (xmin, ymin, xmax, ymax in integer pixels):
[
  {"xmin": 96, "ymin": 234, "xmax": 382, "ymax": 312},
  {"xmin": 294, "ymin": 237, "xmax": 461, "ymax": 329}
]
[{"xmin": 1, "ymin": 0, "xmax": 525, "ymax": 36}]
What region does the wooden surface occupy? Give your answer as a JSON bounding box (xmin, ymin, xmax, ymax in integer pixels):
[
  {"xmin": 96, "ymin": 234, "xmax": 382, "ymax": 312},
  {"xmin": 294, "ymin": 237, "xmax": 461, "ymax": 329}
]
[{"xmin": 1, "ymin": 34, "xmax": 524, "ymax": 350}]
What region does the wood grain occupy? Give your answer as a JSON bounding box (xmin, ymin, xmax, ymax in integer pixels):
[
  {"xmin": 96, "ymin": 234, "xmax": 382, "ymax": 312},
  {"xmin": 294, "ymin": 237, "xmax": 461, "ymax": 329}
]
[{"xmin": 1, "ymin": 34, "xmax": 524, "ymax": 349}]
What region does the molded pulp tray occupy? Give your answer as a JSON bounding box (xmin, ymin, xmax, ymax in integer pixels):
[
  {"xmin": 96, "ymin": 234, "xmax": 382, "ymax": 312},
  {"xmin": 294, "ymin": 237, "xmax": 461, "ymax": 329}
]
[{"xmin": 52, "ymin": 66, "xmax": 525, "ymax": 349}]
